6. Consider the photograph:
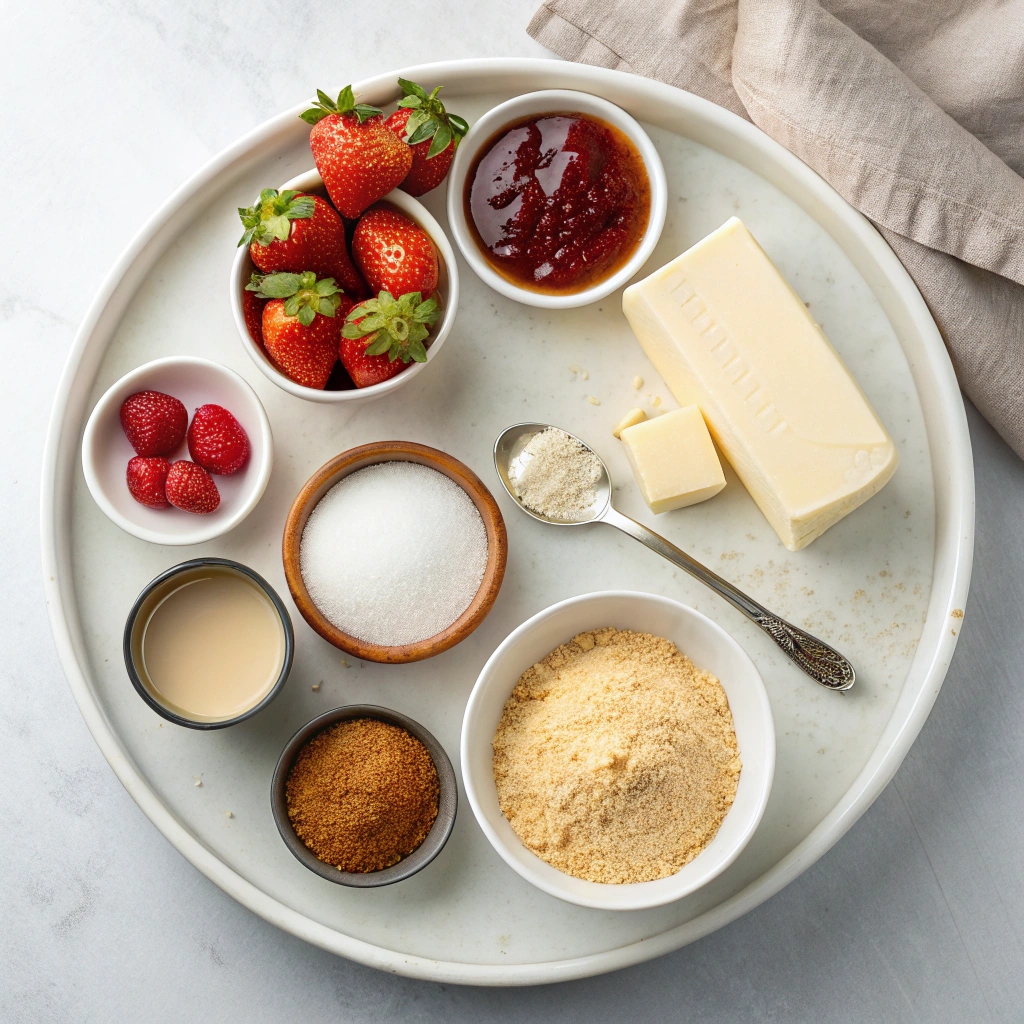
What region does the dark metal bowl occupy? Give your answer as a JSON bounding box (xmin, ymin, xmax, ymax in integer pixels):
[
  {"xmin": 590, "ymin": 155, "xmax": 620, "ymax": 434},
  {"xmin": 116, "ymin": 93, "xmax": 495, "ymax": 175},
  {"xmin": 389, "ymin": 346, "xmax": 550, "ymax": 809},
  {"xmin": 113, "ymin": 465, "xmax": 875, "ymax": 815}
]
[
  {"xmin": 123, "ymin": 557, "xmax": 294, "ymax": 730},
  {"xmin": 271, "ymin": 705, "xmax": 458, "ymax": 887}
]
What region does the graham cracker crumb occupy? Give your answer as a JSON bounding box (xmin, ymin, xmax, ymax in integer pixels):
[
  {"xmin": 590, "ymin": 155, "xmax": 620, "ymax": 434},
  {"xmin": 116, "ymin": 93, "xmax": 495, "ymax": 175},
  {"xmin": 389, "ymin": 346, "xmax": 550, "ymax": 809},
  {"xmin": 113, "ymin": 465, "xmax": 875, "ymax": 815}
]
[{"xmin": 492, "ymin": 629, "xmax": 741, "ymax": 884}]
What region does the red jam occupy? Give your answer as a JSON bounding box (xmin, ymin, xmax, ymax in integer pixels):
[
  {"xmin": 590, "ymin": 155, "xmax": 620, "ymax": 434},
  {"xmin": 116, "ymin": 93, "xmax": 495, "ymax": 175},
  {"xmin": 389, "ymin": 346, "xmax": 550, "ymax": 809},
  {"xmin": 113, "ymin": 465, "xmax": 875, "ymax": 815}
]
[{"xmin": 464, "ymin": 112, "xmax": 651, "ymax": 294}]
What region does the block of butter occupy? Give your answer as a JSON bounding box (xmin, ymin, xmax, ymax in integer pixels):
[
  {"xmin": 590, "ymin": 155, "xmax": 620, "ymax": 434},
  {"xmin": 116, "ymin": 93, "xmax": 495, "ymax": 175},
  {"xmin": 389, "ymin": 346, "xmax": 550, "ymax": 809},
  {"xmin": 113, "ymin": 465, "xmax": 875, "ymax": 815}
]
[
  {"xmin": 620, "ymin": 406, "xmax": 726, "ymax": 513},
  {"xmin": 622, "ymin": 217, "xmax": 897, "ymax": 551}
]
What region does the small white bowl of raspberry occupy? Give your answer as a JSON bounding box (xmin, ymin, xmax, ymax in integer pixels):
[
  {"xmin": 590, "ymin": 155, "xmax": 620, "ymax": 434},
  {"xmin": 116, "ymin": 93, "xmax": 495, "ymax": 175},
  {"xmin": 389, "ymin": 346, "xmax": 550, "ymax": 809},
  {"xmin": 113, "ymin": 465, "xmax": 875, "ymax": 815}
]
[{"xmin": 82, "ymin": 356, "xmax": 273, "ymax": 546}]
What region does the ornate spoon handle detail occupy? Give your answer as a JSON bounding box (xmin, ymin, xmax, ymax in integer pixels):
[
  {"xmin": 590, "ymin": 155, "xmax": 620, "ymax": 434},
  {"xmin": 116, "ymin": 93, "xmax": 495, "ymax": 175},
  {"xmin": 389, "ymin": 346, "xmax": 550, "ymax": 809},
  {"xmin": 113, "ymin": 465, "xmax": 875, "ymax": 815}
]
[
  {"xmin": 601, "ymin": 507, "xmax": 856, "ymax": 691},
  {"xmin": 753, "ymin": 614, "xmax": 855, "ymax": 690}
]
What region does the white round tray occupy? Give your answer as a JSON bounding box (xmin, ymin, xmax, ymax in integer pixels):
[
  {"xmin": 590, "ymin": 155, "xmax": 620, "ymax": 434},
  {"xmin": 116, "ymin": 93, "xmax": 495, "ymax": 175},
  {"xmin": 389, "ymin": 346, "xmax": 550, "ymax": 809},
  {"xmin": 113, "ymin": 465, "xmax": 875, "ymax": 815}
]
[{"xmin": 41, "ymin": 58, "xmax": 974, "ymax": 985}]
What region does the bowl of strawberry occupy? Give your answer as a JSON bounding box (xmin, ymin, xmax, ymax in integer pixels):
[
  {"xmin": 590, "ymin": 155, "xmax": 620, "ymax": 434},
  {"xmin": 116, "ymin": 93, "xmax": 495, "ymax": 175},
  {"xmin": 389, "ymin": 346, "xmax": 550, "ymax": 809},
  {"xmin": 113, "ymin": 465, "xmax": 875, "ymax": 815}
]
[
  {"xmin": 230, "ymin": 81, "xmax": 463, "ymax": 404},
  {"xmin": 82, "ymin": 357, "xmax": 273, "ymax": 545}
]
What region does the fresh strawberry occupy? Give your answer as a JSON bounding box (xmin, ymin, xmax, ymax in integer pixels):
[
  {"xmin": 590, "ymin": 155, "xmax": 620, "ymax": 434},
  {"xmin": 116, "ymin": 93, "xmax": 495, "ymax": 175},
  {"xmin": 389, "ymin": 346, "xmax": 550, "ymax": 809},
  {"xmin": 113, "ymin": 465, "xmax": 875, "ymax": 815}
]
[
  {"xmin": 238, "ymin": 189, "xmax": 366, "ymax": 298},
  {"xmin": 248, "ymin": 271, "xmax": 351, "ymax": 389},
  {"xmin": 165, "ymin": 460, "xmax": 220, "ymax": 514},
  {"xmin": 126, "ymin": 456, "xmax": 170, "ymax": 509},
  {"xmin": 351, "ymin": 204, "xmax": 439, "ymax": 298},
  {"xmin": 261, "ymin": 302, "xmax": 339, "ymax": 389},
  {"xmin": 120, "ymin": 391, "xmax": 188, "ymax": 457},
  {"xmin": 385, "ymin": 79, "xmax": 468, "ymax": 197},
  {"xmin": 340, "ymin": 290, "xmax": 439, "ymax": 388},
  {"xmin": 241, "ymin": 287, "xmax": 266, "ymax": 346},
  {"xmin": 187, "ymin": 405, "xmax": 250, "ymax": 475},
  {"xmin": 339, "ymin": 335, "xmax": 407, "ymax": 389},
  {"xmin": 300, "ymin": 87, "xmax": 412, "ymax": 219}
]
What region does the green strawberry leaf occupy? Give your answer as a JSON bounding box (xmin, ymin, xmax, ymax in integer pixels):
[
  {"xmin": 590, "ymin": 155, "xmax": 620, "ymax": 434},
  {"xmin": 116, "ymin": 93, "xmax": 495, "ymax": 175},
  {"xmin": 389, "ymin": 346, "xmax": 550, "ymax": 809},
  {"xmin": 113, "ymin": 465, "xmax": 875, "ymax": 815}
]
[
  {"xmin": 256, "ymin": 271, "xmax": 345, "ymax": 326},
  {"xmin": 353, "ymin": 103, "xmax": 381, "ymax": 122},
  {"xmin": 363, "ymin": 332, "xmax": 392, "ymax": 357},
  {"xmin": 301, "ymin": 85, "xmax": 381, "ymax": 124},
  {"xmin": 408, "ymin": 321, "xmax": 430, "ymax": 343},
  {"xmin": 342, "ymin": 289, "xmax": 439, "ymax": 363},
  {"xmin": 391, "ymin": 80, "xmax": 466, "ymax": 162},
  {"xmin": 427, "ymin": 122, "xmax": 453, "ymax": 159},
  {"xmin": 237, "ymin": 190, "xmax": 315, "ymax": 246},
  {"xmin": 347, "ymin": 299, "xmax": 378, "ymax": 320},
  {"xmin": 404, "ymin": 109, "xmax": 431, "ymax": 137},
  {"xmin": 263, "ymin": 214, "xmax": 291, "ymax": 241},
  {"xmin": 256, "ymin": 273, "xmax": 302, "ymax": 298},
  {"xmin": 413, "ymin": 297, "xmax": 439, "ymax": 324},
  {"xmin": 398, "ymin": 77, "xmax": 429, "ymax": 101},
  {"xmin": 358, "ymin": 314, "xmax": 387, "ymax": 332},
  {"xmin": 408, "ymin": 119, "xmax": 439, "ymax": 146}
]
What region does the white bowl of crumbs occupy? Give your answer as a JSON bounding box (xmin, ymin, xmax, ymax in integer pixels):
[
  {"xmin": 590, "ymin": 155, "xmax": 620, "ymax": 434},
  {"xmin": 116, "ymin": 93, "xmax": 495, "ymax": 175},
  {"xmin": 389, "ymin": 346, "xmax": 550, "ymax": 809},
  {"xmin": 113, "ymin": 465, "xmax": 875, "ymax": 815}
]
[{"xmin": 461, "ymin": 591, "xmax": 775, "ymax": 910}]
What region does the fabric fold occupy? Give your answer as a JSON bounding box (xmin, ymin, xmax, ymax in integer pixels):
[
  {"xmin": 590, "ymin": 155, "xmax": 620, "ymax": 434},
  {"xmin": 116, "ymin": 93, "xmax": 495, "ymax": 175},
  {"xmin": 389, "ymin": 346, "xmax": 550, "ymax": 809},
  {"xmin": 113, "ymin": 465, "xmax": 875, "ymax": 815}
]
[{"xmin": 732, "ymin": 0, "xmax": 1024, "ymax": 284}]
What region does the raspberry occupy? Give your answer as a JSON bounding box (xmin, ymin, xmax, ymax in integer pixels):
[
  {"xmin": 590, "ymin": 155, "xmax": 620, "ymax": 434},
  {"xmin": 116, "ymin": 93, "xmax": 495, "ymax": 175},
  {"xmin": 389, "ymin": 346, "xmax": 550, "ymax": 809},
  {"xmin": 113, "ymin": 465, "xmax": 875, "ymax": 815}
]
[
  {"xmin": 126, "ymin": 456, "xmax": 170, "ymax": 508},
  {"xmin": 187, "ymin": 405, "xmax": 250, "ymax": 475},
  {"xmin": 119, "ymin": 390, "xmax": 187, "ymax": 456},
  {"xmin": 164, "ymin": 460, "xmax": 220, "ymax": 515}
]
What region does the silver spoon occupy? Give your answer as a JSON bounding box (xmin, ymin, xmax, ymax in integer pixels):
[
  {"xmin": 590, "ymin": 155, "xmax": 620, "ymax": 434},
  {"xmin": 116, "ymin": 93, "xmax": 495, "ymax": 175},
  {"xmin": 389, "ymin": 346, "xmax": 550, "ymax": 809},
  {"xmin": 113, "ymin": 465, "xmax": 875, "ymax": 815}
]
[{"xmin": 494, "ymin": 422, "xmax": 856, "ymax": 691}]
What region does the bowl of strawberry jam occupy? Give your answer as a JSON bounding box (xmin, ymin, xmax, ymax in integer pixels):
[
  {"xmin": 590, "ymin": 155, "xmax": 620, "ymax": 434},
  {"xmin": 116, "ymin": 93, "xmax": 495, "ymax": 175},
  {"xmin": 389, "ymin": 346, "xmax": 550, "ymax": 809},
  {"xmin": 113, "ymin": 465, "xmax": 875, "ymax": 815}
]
[{"xmin": 447, "ymin": 91, "xmax": 666, "ymax": 309}]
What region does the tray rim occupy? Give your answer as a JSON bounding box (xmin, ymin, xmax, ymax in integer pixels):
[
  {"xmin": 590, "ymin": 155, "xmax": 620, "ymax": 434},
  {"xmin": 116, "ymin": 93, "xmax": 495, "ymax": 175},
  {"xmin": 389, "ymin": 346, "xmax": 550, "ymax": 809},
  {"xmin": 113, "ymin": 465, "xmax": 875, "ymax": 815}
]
[{"xmin": 39, "ymin": 57, "xmax": 975, "ymax": 986}]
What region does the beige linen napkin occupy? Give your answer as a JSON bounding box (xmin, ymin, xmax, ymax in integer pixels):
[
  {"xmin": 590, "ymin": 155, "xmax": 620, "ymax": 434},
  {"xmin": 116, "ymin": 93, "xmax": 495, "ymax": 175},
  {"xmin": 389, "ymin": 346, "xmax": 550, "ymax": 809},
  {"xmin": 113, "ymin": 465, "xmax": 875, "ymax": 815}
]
[{"xmin": 529, "ymin": 0, "xmax": 1024, "ymax": 458}]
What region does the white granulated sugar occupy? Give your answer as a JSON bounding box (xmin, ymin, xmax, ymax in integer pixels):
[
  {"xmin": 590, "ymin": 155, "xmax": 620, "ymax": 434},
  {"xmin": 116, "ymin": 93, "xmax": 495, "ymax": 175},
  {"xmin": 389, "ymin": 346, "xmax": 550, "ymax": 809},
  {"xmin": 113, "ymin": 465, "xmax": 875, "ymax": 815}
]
[
  {"xmin": 299, "ymin": 462, "xmax": 489, "ymax": 646},
  {"xmin": 510, "ymin": 427, "xmax": 602, "ymax": 521}
]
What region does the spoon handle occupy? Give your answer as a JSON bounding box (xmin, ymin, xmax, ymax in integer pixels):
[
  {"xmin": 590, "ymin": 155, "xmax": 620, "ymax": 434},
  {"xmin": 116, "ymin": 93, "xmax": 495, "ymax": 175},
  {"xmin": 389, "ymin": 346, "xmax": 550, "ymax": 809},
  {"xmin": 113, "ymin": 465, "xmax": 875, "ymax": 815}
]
[{"xmin": 601, "ymin": 507, "xmax": 856, "ymax": 691}]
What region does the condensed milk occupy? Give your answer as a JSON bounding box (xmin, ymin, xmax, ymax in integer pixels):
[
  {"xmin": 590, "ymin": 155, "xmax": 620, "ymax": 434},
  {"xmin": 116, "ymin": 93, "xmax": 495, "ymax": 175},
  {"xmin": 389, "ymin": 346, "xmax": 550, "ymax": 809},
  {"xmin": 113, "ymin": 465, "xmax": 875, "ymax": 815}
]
[{"xmin": 127, "ymin": 561, "xmax": 290, "ymax": 725}]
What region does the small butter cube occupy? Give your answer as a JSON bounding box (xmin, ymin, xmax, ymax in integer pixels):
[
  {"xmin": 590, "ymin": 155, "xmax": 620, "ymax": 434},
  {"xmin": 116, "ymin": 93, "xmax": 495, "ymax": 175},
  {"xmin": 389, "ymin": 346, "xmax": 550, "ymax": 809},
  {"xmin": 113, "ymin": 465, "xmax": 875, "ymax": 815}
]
[
  {"xmin": 612, "ymin": 408, "xmax": 647, "ymax": 438},
  {"xmin": 620, "ymin": 406, "xmax": 725, "ymax": 513}
]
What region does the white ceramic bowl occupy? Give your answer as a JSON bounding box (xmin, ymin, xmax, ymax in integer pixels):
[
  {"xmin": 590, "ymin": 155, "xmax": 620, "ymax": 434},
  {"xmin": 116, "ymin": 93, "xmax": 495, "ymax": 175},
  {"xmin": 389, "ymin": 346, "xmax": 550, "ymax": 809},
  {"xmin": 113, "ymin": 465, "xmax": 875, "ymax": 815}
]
[
  {"xmin": 446, "ymin": 89, "xmax": 667, "ymax": 309},
  {"xmin": 461, "ymin": 590, "xmax": 774, "ymax": 911},
  {"xmin": 82, "ymin": 356, "xmax": 273, "ymax": 545},
  {"xmin": 230, "ymin": 171, "xmax": 459, "ymax": 405}
]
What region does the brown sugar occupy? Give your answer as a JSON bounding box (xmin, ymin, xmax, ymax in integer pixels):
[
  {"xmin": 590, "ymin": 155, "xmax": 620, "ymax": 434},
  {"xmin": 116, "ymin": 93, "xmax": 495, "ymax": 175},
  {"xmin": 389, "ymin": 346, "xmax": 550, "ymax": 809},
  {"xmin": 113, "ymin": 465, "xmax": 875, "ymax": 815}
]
[
  {"xmin": 286, "ymin": 718, "xmax": 439, "ymax": 873},
  {"xmin": 492, "ymin": 628, "xmax": 741, "ymax": 884}
]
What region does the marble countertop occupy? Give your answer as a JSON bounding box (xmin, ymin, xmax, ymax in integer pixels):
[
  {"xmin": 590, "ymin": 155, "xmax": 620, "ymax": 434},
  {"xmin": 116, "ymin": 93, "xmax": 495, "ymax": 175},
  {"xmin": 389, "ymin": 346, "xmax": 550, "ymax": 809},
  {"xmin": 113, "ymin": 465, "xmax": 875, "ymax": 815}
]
[{"xmin": 3, "ymin": 0, "xmax": 1021, "ymax": 1019}]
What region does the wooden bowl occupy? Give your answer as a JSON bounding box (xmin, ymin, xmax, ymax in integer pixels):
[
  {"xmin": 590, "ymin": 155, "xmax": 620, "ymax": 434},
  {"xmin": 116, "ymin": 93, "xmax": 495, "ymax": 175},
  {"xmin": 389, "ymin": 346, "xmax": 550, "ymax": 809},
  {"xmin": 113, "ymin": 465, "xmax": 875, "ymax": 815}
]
[{"xmin": 282, "ymin": 442, "xmax": 507, "ymax": 663}]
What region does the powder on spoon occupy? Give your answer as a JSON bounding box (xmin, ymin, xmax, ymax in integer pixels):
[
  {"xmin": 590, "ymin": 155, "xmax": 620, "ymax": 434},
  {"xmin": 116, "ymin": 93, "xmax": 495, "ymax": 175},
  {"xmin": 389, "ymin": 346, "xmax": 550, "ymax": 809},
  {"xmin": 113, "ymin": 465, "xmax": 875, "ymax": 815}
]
[
  {"xmin": 300, "ymin": 461, "xmax": 488, "ymax": 646},
  {"xmin": 510, "ymin": 427, "xmax": 602, "ymax": 521}
]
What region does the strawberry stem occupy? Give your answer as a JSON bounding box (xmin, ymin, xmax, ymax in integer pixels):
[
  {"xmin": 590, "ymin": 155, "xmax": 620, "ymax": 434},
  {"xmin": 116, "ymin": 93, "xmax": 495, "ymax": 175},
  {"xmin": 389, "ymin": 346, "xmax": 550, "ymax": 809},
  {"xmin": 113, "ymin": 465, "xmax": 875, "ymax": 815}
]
[
  {"xmin": 237, "ymin": 189, "xmax": 315, "ymax": 248},
  {"xmin": 395, "ymin": 79, "xmax": 469, "ymax": 158},
  {"xmin": 248, "ymin": 271, "xmax": 343, "ymax": 326},
  {"xmin": 300, "ymin": 85, "xmax": 382, "ymax": 125},
  {"xmin": 342, "ymin": 290, "xmax": 440, "ymax": 363}
]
